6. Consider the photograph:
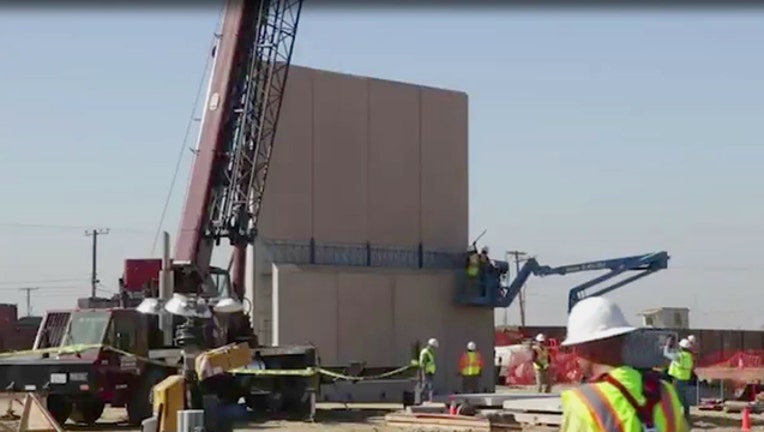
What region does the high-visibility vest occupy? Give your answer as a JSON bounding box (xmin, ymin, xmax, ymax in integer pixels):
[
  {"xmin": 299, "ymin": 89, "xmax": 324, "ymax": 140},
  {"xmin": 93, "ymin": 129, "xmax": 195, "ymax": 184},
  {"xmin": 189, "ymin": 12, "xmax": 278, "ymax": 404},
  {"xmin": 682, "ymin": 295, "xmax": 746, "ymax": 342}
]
[
  {"xmin": 419, "ymin": 347, "xmax": 436, "ymax": 374},
  {"xmin": 533, "ymin": 346, "xmax": 549, "ymax": 370},
  {"xmin": 561, "ymin": 366, "xmax": 687, "ymax": 432},
  {"xmin": 466, "ymin": 254, "xmax": 479, "ymax": 277},
  {"xmin": 668, "ymin": 350, "xmax": 694, "ymax": 381},
  {"xmin": 459, "ymin": 351, "xmax": 483, "ymax": 376}
]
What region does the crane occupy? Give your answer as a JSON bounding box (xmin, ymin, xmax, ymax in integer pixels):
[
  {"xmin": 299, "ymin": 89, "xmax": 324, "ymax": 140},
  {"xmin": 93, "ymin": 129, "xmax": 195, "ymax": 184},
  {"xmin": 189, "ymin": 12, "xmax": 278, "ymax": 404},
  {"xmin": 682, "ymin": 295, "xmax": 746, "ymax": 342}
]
[
  {"xmin": 122, "ymin": 0, "xmax": 303, "ymax": 329},
  {"xmin": 459, "ymin": 251, "xmax": 670, "ymax": 312},
  {"xmin": 0, "ymin": 0, "xmax": 310, "ymax": 427}
]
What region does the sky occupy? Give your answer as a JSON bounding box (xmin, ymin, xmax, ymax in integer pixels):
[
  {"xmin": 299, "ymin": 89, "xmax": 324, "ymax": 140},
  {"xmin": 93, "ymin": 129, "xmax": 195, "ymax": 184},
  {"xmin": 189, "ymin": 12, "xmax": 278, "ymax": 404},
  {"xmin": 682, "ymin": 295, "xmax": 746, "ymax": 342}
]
[{"xmin": 0, "ymin": 6, "xmax": 763, "ymax": 329}]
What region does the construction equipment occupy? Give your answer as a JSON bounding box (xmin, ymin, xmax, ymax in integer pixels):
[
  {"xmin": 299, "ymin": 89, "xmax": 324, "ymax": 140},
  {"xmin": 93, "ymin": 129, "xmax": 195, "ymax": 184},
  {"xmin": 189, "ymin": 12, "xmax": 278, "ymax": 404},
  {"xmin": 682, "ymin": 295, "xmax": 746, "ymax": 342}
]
[
  {"xmin": 0, "ymin": 0, "xmax": 313, "ymax": 427},
  {"xmin": 457, "ymin": 250, "xmax": 670, "ymax": 310}
]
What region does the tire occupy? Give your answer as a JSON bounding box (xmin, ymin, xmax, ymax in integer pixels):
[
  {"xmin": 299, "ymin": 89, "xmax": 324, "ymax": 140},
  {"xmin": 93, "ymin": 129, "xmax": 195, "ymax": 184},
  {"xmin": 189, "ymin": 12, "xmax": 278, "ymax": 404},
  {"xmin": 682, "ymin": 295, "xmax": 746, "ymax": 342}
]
[
  {"xmin": 126, "ymin": 367, "xmax": 170, "ymax": 425},
  {"xmin": 45, "ymin": 394, "xmax": 72, "ymax": 426},
  {"xmin": 70, "ymin": 395, "xmax": 105, "ymax": 425}
]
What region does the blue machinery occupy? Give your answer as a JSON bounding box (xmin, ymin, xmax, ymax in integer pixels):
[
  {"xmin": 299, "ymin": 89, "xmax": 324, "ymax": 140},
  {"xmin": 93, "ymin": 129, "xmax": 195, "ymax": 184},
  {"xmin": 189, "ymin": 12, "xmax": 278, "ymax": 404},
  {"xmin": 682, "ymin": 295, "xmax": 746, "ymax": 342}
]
[{"xmin": 457, "ymin": 251, "xmax": 670, "ymax": 312}]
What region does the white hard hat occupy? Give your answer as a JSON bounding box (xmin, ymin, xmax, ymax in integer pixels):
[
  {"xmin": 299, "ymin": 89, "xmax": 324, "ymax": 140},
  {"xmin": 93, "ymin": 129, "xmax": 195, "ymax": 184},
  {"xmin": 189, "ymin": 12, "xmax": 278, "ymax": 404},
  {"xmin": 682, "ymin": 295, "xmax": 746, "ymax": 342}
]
[
  {"xmin": 687, "ymin": 335, "xmax": 696, "ymax": 343},
  {"xmin": 561, "ymin": 297, "xmax": 637, "ymax": 347},
  {"xmin": 427, "ymin": 338, "xmax": 439, "ymax": 348},
  {"xmin": 535, "ymin": 333, "xmax": 546, "ymax": 342},
  {"xmin": 467, "ymin": 341, "xmax": 476, "ymax": 351},
  {"xmin": 679, "ymin": 338, "xmax": 691, "ymax": 349},
  {"xmin": 481, "ymin": 246, "xmax": 489, "ymax": 254}
]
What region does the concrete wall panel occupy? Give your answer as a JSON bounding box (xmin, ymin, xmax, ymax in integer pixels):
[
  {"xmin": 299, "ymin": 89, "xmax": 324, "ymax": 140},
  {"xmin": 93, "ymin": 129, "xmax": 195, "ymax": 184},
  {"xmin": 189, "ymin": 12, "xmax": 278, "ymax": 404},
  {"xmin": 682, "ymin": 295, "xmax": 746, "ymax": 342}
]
[
  {"xmin": 259, "ymin": 66, "xmax": 314, "ymax": 240},
  {"xmin": 367, "ymin": 80, "xmax": 421, "ymax": 246},
  {"xmin": 420, "ymin": 88, "xmax": 469, "ymax": 250},
  {"xmin": 392, "ymin": 273, "xmax": 445, "ymax": 366},
  {"xmin": 337, "ymin": 273, "xmax": 393, "ymax": 367},
  {"xmin": 312, "ymin": 71, "xmax": 369, "ymax": 243},
  {"xmin": 273, "ymin": 265, "xmax": 339, "ymax": 364}
]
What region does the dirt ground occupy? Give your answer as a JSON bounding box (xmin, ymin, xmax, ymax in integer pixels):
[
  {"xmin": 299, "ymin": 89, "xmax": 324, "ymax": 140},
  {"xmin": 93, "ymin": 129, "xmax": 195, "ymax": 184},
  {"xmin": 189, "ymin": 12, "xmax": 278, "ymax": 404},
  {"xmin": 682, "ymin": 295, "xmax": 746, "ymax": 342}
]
[{"xmin": 0, "ymin": 393, "xmax": 762, "ymax": 431}]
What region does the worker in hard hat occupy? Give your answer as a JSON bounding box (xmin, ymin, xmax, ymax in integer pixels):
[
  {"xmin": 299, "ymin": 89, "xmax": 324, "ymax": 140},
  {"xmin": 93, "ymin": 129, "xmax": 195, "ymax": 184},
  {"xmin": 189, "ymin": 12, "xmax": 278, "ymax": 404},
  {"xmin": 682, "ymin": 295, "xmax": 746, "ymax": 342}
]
[
  {"xmin": 465, "ymin": 245, "xmax": 480, "ymax": 297},
  {"xmin": 478, "ymin": 246, "xmax": 493, "ymax": 297},
  {"xmin": 664, "ymin": 337, "xmax": 695, "ymax": 425},
  {"xmin": 532, "ymin": 333, "xmax": 552, "ymax": 393},
  {"xmin": 560, "ymin": 297, "xmax": 688, "ymax": 432},
  {"xmin": 458, "ymin": 341, "xmax": 484, "ymax": 394},
  {"xmin": 418, "ymin": 338, "xmax": 438, "ymax": 402}
]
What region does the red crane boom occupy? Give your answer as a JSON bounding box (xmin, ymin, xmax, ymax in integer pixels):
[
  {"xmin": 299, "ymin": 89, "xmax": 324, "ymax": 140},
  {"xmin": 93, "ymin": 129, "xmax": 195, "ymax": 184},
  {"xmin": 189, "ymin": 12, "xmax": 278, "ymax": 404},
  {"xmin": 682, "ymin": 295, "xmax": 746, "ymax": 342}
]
[{"xmin": 123, "ymin": 0, "xmax": 303, "ymax": 302}]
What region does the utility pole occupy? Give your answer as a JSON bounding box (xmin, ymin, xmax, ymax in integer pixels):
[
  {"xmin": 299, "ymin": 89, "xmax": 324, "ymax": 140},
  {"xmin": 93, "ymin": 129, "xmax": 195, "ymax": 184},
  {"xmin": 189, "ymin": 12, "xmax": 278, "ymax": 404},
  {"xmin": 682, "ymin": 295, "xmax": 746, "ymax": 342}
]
[
  {"xmin": 18, "ymin": 287, "xmax": 39, "ymax": 317},
  {"xmin": 506, "ymin": 250, "xmax": 529, "ymax": 327},
  {"xmin": 85, "ymin": 228, "xmax": 110, "ymax": 298}
]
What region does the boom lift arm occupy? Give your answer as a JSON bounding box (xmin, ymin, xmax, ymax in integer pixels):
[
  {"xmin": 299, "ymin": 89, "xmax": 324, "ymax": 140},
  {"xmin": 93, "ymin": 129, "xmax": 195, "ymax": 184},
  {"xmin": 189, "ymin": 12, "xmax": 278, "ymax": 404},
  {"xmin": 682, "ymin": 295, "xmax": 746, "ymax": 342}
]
[{"xmin": 504, "ymin": 251, "xmax": 670, "ymax": 312}]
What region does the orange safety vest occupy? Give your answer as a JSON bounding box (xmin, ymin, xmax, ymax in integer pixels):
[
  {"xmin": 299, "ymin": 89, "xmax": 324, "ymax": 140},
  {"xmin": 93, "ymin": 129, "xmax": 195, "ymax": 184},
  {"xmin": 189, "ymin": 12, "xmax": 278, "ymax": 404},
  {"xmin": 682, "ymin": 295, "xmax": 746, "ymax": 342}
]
[{"xmin": 459, "ymin": 351, "xmax": 484, "ymax": 376}]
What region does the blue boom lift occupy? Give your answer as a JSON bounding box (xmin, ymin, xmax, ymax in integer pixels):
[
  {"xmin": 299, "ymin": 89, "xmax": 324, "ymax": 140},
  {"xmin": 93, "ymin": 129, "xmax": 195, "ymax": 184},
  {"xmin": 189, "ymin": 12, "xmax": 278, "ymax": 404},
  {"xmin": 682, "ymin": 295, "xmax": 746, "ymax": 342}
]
[{"xmin": 458, "ymin": 251, "xmax": 670, "ymax": 312}]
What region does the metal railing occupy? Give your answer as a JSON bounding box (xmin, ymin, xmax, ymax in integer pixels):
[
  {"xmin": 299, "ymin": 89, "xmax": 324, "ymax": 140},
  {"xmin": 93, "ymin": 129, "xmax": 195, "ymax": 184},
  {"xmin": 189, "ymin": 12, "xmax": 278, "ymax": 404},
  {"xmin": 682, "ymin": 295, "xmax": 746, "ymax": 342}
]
[{"xmin": 261, "ymin": 239, "xmax": 463, "ymax": 270}]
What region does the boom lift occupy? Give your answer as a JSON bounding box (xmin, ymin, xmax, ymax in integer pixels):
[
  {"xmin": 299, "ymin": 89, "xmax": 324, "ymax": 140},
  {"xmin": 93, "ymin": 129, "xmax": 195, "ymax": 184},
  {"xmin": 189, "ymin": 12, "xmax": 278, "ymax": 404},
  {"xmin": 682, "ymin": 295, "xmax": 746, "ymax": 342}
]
[
  {"xmin": 0, "ymin": 0, "xmax": 309, "ymax": 426},
  {"xmin": 457, "ymin": 250, "xmax": 670, "ymax": 311}
]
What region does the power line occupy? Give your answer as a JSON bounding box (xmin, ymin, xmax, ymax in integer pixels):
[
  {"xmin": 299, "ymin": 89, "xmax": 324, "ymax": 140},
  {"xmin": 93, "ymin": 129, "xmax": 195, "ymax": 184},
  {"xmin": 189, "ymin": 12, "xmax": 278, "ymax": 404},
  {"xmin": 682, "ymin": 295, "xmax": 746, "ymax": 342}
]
[
  {"xmin": 0, "ymin": 277, "xmax": 89, "ymax": 286},
  {"xmin": 0, "ymin": 222, "xmax": 151, "ymax": 234},
  {"xmin": 85, "ymin": 228, "xmax": 109, "ymax": 298},
  {"xmin": 150, "ymin": 5, "xmax": 225, "ymax": 256}
]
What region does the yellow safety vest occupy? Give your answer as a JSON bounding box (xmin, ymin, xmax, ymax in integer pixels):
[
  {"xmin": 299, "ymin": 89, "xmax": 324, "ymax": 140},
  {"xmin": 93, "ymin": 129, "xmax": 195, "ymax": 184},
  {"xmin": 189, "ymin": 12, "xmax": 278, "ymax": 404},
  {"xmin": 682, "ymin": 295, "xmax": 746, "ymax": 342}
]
[
  {"xmin": 419, "ymin": 347, "xmax": 436, "ymax": 374},
  {"xmin": 460, "ymin": 351, "xmax": 482, "ymax": 376},
  {"xmin": 668, "ymin": 350, "xmax": 694, "ymax": 381},
  {"xmin": 533, "ymin": 346, "xmax": 549, "ymax": 370},
  {"xmin": 561, "ymin": 366, "xmax": 688, "ymax": 432},
  {"xmin": 467, "ymin": 254, "xmax": 479, "ymax": 277}
]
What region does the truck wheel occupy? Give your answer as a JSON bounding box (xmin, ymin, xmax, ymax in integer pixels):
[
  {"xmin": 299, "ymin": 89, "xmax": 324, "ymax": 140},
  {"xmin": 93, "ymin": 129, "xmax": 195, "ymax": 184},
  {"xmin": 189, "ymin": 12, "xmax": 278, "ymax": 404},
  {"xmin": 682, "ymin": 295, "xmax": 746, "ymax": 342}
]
[
  {"xmin": 45, "ymin": 394, "xmax": 72, "ymax": 426},
  {"xmin": 127, "ymin": 367, "xmax": 170, "ymax": 425},
  {"xmin": 70, "ymin": 396, "xmax": 105, "ymax": 425}
]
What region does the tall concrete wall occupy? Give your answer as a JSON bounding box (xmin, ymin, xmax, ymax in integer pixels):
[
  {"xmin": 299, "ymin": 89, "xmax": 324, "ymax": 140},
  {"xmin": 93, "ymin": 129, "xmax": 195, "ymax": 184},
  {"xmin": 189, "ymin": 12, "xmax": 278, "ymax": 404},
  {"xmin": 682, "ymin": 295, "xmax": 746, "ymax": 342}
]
[
  {"xmin": 272, "ymin": 264, "xmax": 495, "ymax": 394},
  {"xmin": 257, "ymin": 65, "xmax": 469, "ymax": 250},
  {"xmin": 244, "ymin": 65, "xmax": 492, "ymax": 394}
]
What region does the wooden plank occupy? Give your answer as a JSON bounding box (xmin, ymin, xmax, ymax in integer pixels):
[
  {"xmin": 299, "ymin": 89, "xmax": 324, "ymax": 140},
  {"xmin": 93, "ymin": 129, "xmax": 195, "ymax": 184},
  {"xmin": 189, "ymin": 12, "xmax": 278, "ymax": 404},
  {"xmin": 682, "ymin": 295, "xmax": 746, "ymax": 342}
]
[{"xmin": 385, "ymin": 412, "xmax": 522, "ymax": 431}]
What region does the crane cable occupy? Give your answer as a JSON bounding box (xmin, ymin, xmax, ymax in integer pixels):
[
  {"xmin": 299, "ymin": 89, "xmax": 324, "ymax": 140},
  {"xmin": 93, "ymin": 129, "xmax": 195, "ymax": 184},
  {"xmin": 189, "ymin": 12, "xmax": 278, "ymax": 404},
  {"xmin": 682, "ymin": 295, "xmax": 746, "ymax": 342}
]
[{"xmin": 150, "ymin": 6, "xmax": 225, "ymax": 256}]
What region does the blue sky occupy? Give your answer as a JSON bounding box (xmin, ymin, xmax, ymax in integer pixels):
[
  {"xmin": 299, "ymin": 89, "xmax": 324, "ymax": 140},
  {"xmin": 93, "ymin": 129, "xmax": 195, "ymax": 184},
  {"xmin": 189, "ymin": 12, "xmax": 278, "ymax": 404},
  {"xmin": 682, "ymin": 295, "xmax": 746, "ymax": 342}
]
[{"xmin": 0, "ymin": 7, "xmax": 762, "ymax": 328}]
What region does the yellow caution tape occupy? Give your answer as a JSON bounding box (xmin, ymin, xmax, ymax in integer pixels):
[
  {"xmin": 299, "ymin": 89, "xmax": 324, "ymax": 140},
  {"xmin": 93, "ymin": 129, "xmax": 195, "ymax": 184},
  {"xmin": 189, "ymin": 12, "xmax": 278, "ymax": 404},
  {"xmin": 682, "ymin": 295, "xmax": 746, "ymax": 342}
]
[
  {"xmin": 0, "ymin": 345, "xmax": 417, "ymax": 383},
  {"xmin": 229, "ymin": 367, "xmax": 318, "ymax": 377}
]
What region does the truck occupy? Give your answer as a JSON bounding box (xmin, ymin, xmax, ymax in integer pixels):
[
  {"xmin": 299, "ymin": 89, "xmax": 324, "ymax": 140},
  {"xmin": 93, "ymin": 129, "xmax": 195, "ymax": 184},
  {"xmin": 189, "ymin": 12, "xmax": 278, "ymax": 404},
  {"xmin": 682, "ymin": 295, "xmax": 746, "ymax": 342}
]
[{"xmin": 0, "ymin": 0, "xmax": 313, "ymax": 425}]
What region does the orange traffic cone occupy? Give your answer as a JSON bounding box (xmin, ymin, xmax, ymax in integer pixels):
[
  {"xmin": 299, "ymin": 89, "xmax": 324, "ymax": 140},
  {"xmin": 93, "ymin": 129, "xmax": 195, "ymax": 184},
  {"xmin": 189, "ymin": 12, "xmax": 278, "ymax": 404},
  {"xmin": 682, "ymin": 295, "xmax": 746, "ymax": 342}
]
[
  {"xmin": 741, "ymin": 405, "xmax": 751, "ymax": 431},
  {"xmin": 448, "ymin": 403, "xmax": 457, "ymax": 416}
]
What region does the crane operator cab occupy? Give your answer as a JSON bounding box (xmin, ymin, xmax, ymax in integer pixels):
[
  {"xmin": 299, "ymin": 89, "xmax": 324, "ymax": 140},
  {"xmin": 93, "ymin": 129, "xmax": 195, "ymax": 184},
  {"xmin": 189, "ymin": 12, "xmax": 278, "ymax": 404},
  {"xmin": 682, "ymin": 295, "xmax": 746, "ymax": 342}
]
[{"xmin": 457, "ymin": 244, "xmax": 512, "ymax": 308}]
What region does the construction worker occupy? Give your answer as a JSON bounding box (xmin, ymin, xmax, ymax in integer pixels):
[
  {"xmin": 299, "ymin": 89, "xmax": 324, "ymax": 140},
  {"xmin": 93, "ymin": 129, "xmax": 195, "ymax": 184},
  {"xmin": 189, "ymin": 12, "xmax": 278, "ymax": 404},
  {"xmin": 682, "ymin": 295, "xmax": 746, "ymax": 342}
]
[
  {"xmin": 418, "ymin": 338, "xmax": 438, "ymax": 402},
  {"xmin": 478, "ymin": 246, "xmax": 493, "ymax": 297},
  {"xmin": 532, "ymin": 333, "xmax": 552, "ymax": 393},
  {"xmin": 664, "ymin": 337, "xmax": 694, "ymax": 425},
  {"xmin": 465, "ymin": 245, "xmax": 480, "ymax": 297},
  {"xmin": 458, "ymin": 341, "xmax": 484, "ymax": 393},
  {"xmin": 560, "ymin": 297, "xmax": 688, "ymax": 432}
]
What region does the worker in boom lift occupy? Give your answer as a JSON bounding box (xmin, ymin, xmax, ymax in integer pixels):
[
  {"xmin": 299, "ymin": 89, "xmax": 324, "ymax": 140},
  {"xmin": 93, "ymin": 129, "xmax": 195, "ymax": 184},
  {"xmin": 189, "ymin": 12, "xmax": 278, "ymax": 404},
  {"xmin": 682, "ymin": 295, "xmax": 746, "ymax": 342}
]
[
  {"xmin": 478, "ymin": 246, "xmax": 493, "ymax": 297},
  {"xmin": 418, "ymin": 338, "xmax": 438, "ymax": 402},
  {"xmin": 560, "ymin": 297, "xmax": 688, "ymax": 432},
  {"xmin": 458, "ymin": 341, "xmax": 484, "ymax": 393},
  {"xmin": 465, "ymin": 245, "xmax": 480, "ymax": 297},
  {"xmin": 532, "ymin": 333, "xmax": 552, "ymax": 393},
  {"xmin": 664, "ymin": 337, "xmax": 694, "ymax": 425}
]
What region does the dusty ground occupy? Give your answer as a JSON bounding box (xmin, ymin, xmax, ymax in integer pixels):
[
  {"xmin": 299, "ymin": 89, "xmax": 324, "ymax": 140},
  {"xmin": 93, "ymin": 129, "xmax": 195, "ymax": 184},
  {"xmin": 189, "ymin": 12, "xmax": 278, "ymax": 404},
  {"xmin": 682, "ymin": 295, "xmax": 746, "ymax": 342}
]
[{"xmin": 0, "ymin": 392, "xmax": 761, "ymax": 431}]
